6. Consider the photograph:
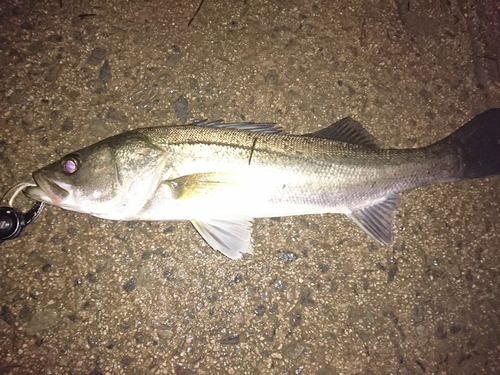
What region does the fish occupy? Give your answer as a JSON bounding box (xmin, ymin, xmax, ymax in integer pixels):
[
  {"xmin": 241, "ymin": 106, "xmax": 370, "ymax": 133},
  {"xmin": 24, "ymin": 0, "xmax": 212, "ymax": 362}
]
[{"xmin": 24, "ymin": 109, "xmax": 500, "ymax": 259}]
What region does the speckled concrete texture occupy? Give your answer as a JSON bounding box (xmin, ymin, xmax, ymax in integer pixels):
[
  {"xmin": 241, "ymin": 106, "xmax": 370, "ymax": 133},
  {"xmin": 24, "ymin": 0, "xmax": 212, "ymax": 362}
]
[{"xmin": 1, "ymin": 0, "xmax": 499, "ymax": 374}]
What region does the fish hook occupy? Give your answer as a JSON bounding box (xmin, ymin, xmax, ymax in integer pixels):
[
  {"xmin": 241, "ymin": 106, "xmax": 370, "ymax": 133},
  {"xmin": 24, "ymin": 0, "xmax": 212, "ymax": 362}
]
[{"xmin": 0, "ymin": 183, "xmax": 45, "ymax": 244}]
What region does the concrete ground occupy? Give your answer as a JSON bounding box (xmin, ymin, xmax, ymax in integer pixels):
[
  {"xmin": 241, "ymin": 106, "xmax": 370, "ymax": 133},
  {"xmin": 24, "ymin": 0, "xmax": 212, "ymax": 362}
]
[{"xmin": 1, "ymin": 0, "xmax": 499, "ymax": 374}]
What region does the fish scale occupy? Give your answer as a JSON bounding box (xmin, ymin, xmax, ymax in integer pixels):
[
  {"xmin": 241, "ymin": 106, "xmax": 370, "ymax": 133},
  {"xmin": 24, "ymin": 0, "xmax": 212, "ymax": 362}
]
[{"xmin": 138, "ymin": 125, "xmax": 459, "ymax": 210}]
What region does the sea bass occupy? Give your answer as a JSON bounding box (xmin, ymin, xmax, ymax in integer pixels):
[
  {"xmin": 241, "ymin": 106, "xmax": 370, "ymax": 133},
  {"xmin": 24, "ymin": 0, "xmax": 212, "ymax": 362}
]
[{"xmin": 24, "ymin": 109, "xmax": 500, "ymax": 259}]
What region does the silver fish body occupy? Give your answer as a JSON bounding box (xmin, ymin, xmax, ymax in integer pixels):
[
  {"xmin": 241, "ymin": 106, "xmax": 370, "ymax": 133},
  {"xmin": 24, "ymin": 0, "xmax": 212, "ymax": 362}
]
[{"xmin": 24, "ymin": 109, "xmax": 500, "ymax": 258}]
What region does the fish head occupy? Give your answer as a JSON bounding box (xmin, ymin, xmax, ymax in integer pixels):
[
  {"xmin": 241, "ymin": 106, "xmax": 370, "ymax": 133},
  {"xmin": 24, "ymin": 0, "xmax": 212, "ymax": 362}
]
[
  {"xmin": 23, "ymin": 133, "xmax": 167, "ymax": 219},
  {"xmin": 23, "ymin": 140, "xmax": 122, "ymax": 215}
]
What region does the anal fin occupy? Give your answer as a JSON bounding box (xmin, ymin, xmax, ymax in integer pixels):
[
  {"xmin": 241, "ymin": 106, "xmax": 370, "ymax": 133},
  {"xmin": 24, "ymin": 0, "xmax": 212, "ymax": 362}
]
[{"xmin": 347, "ymin": 194, "xmax": 401, "ymax": 245}]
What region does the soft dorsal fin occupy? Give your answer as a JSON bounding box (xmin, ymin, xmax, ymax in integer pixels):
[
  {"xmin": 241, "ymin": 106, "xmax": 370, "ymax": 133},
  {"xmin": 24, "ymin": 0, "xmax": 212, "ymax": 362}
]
[
  {"xmin": 193, "ymin": 120, "xmax": 281, "ymax": 134},
  {"xmin": 304, "ymin": 117, "xmax": 379, "ymax": 147},
  {"xmin": 347, "ymin": 194, "xmax": 401, "ymax": 245}
]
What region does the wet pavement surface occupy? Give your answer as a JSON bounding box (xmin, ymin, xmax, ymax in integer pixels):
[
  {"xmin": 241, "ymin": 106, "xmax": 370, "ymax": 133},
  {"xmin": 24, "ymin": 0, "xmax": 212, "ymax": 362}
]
[{"xmin": 1, "ymin": 0, "xmax": 500, "ymax": 374}]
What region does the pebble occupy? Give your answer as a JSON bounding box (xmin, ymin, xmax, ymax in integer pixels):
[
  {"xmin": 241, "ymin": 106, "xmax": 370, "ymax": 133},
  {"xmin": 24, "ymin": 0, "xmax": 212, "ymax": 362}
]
[
  {"xmin": 274, "ymin": 280, "xmax": 287, "ymax": 291},
  {"xmin": 7, "ymin": 89, "xmax": 24, "ymax": 105},
  {"xmin": 299, "ymin": 287, "xmax": 314, "ymax": 306},
  {"xmin": 1, "ymin": 305, "xmax": 15, "ymax": 325},
  {"xmin": 163, "ymin": 269, "xmax": 174, "ymax": 281},
  {"xmin": 268, "ymin": 301, "xmax": 278, "ymax": 313},
  {"xmin": 220, "ymin": 334, "xmax": 240, "ymax": 345},
  {"xmin": 232, "ymin": 273, "xmax": 243, "ymax": 283},
  {"xmin": 24, "ymin": 309, "xmax": 59, "ymax": 335},
  {"xmin": 45, "ymin": 63, "xmax": 60, "ymax": 82},
  {"xmin": 189, "ymin": 78, "xmax": 199, "ymax": 90},
  {"xmin": 28, "ymin": 40, "xmax": 44, "ymax": 54},
  {"xmin": 264, "ymin": 69, "xmax": 279, "ymax": 86},
  {"xmin": 61, "ymin": 118, "xmax": 73, "ymax": 133},
  {"xmin": 134, "ymin": 332, "xmax": 144, "ymax": 344},
  {"xmin": 121, "ymin": 355, "xmax": 134, "ymax": 366},
  {"xmin": 123, "ymin": 278, "xmax": 137, "ymax": 293},
  {"xmin": 18, "ymin": 305, "xmax": 32, "ymax": 320},
  {"xmin": 278, "ymin": 251, "xmax": 298, "ymax": 263},
  {"xmin": 282, "ymin": 340, "xmax": 304, "ymax": 359},
  {"xmin": 254, "ymin": 305, "xmax": 266, "ymax": 316},
  {"xmin": 260, "ymin": 291, "xmax": 271, "ymax": 302},
  {"xmin": 98, "ymin": 60, "xmax": 112, "ymax": 83},
  {"xmin": 106, "ymin": 107, "xmax": 128, "ymax": 123},
  {"xmin": 86, "ymin": 273, "xmax": 97, "ymax": 283},
  {"xmin": 41, "ymin": 264, "xmax": 52, "ymax": 272},
  {"xmin": 319, "ymin": 262, "xmax": 330, "ymax": 272},
  {"xmin": 290, "ymin": 310, "xmax": 302, "ymax": 327},
  {"xmin": 387, "ymin": 264, "xmax": 398, "ymax": 282},
  {"xmin": 87, "ymin": 47, "xmax": 107, "ymax": 65},
  {"xmin": 87, "ymin": 335, "xmax": 98, "ymax": 348},
  {"xmin": 173, "ymin": 96, "xmax": 189, "ymax": 122}
]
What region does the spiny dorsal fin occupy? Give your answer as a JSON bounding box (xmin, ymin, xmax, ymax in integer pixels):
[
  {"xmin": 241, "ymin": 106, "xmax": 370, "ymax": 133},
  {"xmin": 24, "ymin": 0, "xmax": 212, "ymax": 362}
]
[
  {"xmin": 304, "ymin": 117, "xmax": 379, "ymax": 147},
  {"xmin": 347, "ymin": 194, "xmax": 401, "ymax": 245},
  {"xmin": 193, "ymin": 120, "xmax": 281, "ymax": 134}
]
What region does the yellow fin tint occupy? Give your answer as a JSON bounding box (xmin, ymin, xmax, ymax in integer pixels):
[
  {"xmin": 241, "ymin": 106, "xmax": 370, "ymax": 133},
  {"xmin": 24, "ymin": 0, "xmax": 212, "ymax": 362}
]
[{"xmin": 167, "ymin": 172, "xmax": 244, "ymax": 201}]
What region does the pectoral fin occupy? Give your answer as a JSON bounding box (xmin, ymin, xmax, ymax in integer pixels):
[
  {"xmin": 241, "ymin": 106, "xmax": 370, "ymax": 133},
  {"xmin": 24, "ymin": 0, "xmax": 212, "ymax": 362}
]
[
  {"xmin": 347, "ymin": 194, "xmax": 401, "ymax": 245},
  {"xmin": 191, "ymin": 217, "xmax": 253, "ymax": 259},
  {"xmin": 167, "ymin": 172, "xmax": 243, "ymax": 200}
]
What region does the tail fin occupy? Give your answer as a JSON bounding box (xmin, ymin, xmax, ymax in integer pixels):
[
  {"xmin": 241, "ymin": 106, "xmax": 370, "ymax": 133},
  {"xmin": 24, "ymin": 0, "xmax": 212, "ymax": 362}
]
[{"xmin": 440, "ymin": 108, "xmax": 500, "ymax": 180}]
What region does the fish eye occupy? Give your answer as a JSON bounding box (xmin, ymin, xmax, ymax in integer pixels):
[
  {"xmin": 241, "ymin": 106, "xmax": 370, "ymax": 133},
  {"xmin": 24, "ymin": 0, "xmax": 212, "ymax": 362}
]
[{"xmin": 61, "ymin": 154, "xmax": 81, "ymax": 174}]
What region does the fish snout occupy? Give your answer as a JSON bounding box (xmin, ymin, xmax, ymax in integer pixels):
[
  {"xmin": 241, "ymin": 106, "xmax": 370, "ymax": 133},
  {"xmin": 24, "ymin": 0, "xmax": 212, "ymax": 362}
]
[{"xmin": 23, "ymin": 173, "xmax": 69, "ymax": 205}]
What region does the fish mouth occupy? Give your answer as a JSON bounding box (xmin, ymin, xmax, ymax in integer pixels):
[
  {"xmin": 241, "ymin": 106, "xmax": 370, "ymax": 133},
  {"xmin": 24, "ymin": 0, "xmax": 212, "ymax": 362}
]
[{"xmin": 23, "ymin": 173, "xmax": 69, "ymax": 206}]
